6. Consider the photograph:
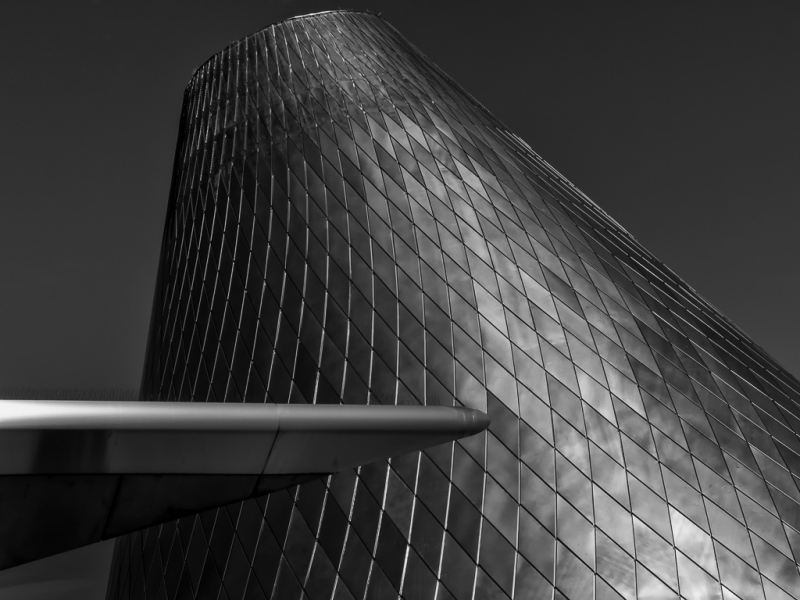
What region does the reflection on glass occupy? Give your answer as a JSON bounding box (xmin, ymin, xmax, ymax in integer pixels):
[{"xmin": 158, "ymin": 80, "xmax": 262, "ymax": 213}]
[{"xmin": 110, "ymin": 10, "xmax": 800, "ymax": 600}]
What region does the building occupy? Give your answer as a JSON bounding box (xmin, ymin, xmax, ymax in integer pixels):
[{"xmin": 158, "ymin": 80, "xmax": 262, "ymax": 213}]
[{"xmin": 107, "ymin": 9, "xmax": 800, "ymax": 600}]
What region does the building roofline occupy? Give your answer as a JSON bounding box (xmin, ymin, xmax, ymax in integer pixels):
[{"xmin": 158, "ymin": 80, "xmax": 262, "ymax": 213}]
[
  {"xmin": 280, "ymin": 9, "xmax": 382, "ymax": 23},
  {"xmin": 185, "ymin": 9, "xmax": 384, "ymax": 85}
]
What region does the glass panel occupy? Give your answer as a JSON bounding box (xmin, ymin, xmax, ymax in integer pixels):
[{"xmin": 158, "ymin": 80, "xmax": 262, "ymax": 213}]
[
  {"xmin": 556, "ymin": 453, "xmax": 593, "ymax": 519},
  {"xmin": 738, "ymin": 494, "xmax": 792, "ymax": 558},
  {"xmin": 585, "ymin": 407, "xmax": 625, "ymax": 465},
  {"xmin": 483, "ymin": 475, "xmax": 517, "ymax": 543},
  {"xmin": 705, "ymin": 500, "xmax": 756, "ymax": 567},
  {"xmin": 635, "ymin": 561, "xmax": 676, "ymax": 599},
  {"xmin": 714, "ymin": 541, "xmax": 765, "ymax": 600},
  {"xmin": 401, "ymin": 549, "xmax": 437, "ymax": 600},
  {"xmin": 409, "ymin": 501, "xmax": 443, "ymax": 572},
  {"xmin": 595, "ymin": 530, "xmax": 636, "ymax": 600},
  {"xmin": 374, "ymin": 517, "xmax": 406, "ymax": 590},
  {"xmin": 447, "ymin": 487, "xmax": 481, "ymax": 559},
  {"xmin": 750, "ymin": 535, "xmax": 800, "ymax": 596},
  {"xmin": 696, "ymin": 459, "xmax": 743, "ymax": 522},
  {"xmin": 440, "ymin": 534, "xmax": 475, "ymax": 600},
  {"xmin": 478, "ymin": 521, "xmax": 515, "ymax": 595},
  {"xmin": 521, "ymin": 464, "xmax": 556, "ymax": 535},
  {"xmin": 629, "ymin": 477, "xmax": 673, "ymax": 543},
  {"xmin": 554, "ymin": 542, "xmax": 593, "ymax": 600},
  {"xmin": 669, "ymin": 506, "xmax": 717, "ymax": 577},
  {"xmin": 593, "ymin": 484, "xmax": 634, "ymax": 555},
  {"xmin": 577, "ymin": 369, "xmax": 615, "ymax": 424},
  {"xmin": 653, "ymin": 429, "xmax": 698, "ymax": 489},
  {"xmin": 515, "ymin": 556, "xmax": 554, "ymax": 597},
  {"xmin": 632, "ymin": 517, "xmax": 678, "ymax": 592},
  {"xmin": 621, "ymin": 435, "xmax": 664, "ymax": 498},
  {"xmin": 553, "ymin": 414, "xmax": 590, "ymax": 477},
  {"xmin": 518, "ymin": 508, "xmax": 554, "ymax": 582},
  {"xmin": 556, "ymin": 496, "xmax": 594, "ymax": 567}
]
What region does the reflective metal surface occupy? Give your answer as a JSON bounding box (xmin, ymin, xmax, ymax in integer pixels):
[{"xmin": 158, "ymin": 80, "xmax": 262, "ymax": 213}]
[
  {"xmin": 0, "ymin": 401, "xmax": 486, "ymax": 570},
  {"xmin": 109, "ymin": 9, "xmax": 800, "ymax": 600},
  {"xmin": 0, "ymin": 400, "xmax": 487, "ymax": 475}
]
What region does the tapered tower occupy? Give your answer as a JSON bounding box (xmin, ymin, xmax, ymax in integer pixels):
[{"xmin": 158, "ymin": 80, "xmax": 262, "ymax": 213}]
[{"xmin": 108, "ymin": 10, "xmax": 800, "ymax": 600}]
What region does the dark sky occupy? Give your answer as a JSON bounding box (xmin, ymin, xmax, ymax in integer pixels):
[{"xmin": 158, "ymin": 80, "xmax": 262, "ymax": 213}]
[{"xmin": 0, "ymin": 1, "xmax": 798, "ymax": 597}]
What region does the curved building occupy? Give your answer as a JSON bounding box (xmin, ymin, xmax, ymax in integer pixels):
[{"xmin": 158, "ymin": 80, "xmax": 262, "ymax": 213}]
[{"xmin": 108, "ymin": 10, "xmax": 800, "ymax": 600}]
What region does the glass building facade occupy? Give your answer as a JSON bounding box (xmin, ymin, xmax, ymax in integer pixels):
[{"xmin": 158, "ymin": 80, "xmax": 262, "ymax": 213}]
[{"xmin": 107, "ymin": 10, "xmax": 800, "ymax": 600}]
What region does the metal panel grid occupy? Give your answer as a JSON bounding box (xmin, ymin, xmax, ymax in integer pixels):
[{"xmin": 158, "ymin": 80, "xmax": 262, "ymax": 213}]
[{"xmin": 107, "ymin": 10, "xmax": 800, "ymax": 600}]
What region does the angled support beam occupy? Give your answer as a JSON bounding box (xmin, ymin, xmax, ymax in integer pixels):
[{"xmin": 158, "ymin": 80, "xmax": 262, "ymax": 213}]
[{"xmin": 0, "ymin": 401, "xmax": 488, "ymax": 570}]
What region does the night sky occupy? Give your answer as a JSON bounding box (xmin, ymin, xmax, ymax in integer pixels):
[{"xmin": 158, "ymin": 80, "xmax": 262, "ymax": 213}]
[{"xmin": 0, "ymin": 1, "xmax": 798, "ymax": 597}]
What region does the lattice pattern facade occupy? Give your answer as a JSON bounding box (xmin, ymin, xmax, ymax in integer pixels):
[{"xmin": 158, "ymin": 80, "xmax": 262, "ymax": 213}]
[{"xmin": 107, "ymin": 10, "xmax": 800, "ymax": 600}]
